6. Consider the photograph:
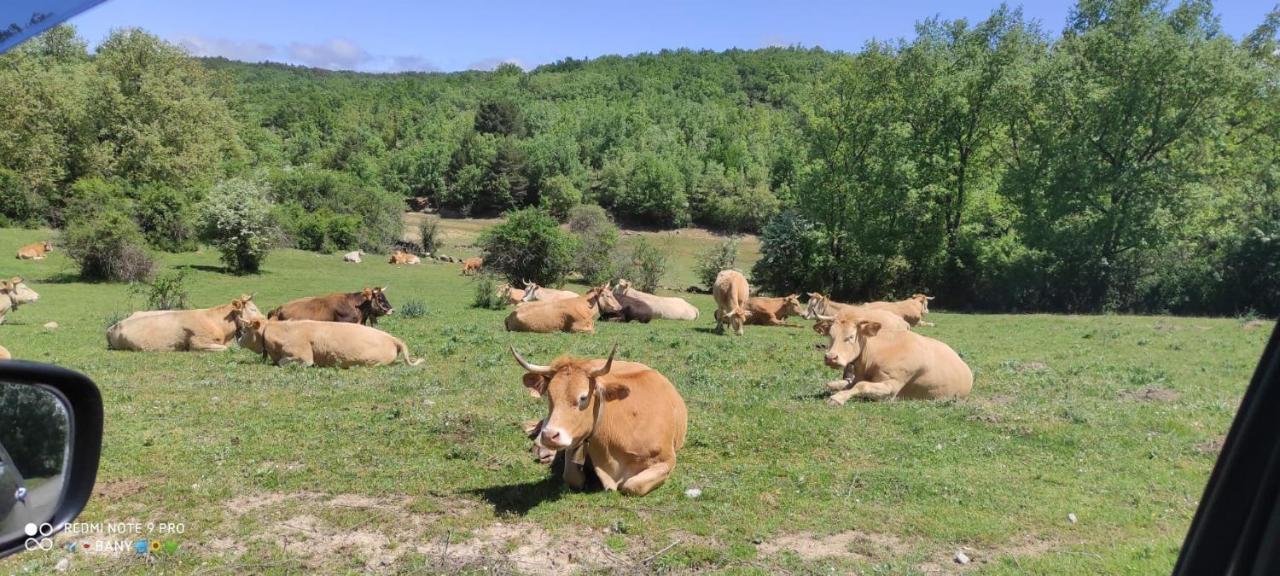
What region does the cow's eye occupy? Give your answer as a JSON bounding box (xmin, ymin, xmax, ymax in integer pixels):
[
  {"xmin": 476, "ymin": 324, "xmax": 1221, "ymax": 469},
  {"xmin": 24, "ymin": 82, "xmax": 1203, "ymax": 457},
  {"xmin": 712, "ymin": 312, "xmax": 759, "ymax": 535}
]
[{"xmin": 578, "ymin": 393, "xmax": 589, "ymax": 407}]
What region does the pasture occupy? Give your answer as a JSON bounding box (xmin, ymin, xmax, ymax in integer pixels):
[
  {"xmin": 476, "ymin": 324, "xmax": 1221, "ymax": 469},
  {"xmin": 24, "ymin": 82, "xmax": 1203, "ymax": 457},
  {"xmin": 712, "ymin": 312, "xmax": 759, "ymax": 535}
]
[{"xmin": 0, "ymin": 225, "xmax": 1270, "ymax": 575}]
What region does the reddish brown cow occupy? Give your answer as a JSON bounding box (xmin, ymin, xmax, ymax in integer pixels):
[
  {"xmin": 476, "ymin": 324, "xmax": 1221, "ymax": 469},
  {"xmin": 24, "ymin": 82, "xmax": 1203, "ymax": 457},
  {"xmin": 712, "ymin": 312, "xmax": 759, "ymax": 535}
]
[
  {"xmin": 744, "ymin": 294, "xmax": 804, "ymax": 326},
  {"xmin": 268, "ymin": 287, "xmax": 394, "ymax": 326},
  {"xmin": 462, "ymin": 257, "xmax": 483, "ymax": 275}
]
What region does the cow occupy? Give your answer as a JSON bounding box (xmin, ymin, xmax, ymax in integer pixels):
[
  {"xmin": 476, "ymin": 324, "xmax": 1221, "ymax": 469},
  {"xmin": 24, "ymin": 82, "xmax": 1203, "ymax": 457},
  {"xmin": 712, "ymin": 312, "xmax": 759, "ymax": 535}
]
[
  {"xmin": 106, "ymin": 294, "xmax": 263, "ymax": 352},
  {"xmin": 743, "ymin": 294, "xmax": 805, "ymax": 326},
  {"xmin": 497, "ymin": 283, "xmax": 526, "ymax": 306},
  {"xmin": 389, "ymin": 250, "xmax": 421, "ymax": 265},
  {"xmin": 343, "ymin": 250, "xmax": 363, "ymax": 263},
  {"xmin": 803, "ymin": 292, "xmax": 854, "ymax": 320},
  {"xmin": 504, "ymin": 284, "xmax": 618, "ymax": 333},
  {"xmin": 0, "ymin": 277, "xmax": 39, "ymax": 325},
  {"xmin": 711, "ymin": 270, "xmax": 749, "ymax": 335},
  {"xmin": 268, "ymin": 287, "xmax": 393, "ymax": 326},
  {"xmin": 512, "ymin": 345, "xmax": 687, "ymax": 496},
  {"xmin": 865, "ymin": 294, "xmax": 935, "ymax": 327},
  {"xmin": 612, "ymin": 279, "xmax": 699, "ymax": 321},
  {"xmin": 520, "ymin": 282, "xmax": 578, "ymax": 303},
  {"xmin": 599, "ymin": 288, "xmax": 654, "ymax": 323},
  {"xmin": 15, "ymin": 241, "xmax": 53, "ymax": 260},
  {"xmin": 461, "ymin": 257, "xmax": 483, "ymax": 275},
  {"xmin": 238, "ymin": 319, "xmax": 424, "ymax": 368},
  {"xmin": 0, "ymin": 344, "xmax": 10, "ymax": 360},
  {"xmin": 814, "ymin": 307, "xmax": 971, "ymax": 404}
]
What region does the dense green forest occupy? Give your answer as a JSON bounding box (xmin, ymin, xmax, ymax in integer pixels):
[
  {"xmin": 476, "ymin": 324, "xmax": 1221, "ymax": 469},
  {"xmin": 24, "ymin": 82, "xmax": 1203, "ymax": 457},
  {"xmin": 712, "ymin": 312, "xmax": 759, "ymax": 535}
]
[{"xmin": 0, "ymin": 0, "xmax": 1276, "ymax": 315}]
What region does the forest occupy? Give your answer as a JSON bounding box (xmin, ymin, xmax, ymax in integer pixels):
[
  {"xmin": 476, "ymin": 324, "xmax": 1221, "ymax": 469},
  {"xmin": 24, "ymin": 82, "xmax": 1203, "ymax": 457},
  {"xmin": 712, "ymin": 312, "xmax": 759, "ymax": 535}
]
[{"xmin": 0, "ymin": 0, "xmax": 1276, "ymax": 315}]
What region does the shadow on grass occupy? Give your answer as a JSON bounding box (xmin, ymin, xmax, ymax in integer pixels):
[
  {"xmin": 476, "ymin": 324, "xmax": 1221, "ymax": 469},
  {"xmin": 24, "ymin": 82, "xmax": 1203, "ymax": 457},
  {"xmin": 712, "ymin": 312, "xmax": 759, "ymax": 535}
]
[
  {"xmin": 470, "ymin": 460, "xmax": 602, "ymax": 516},
  {"xmin": 690, "ymin": 327, "xmax": 726, "ymax": 335}
]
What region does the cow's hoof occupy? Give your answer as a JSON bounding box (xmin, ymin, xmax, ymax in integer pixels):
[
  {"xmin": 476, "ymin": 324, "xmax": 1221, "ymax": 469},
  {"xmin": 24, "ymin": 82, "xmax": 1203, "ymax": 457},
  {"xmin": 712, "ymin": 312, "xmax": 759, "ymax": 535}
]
[
  {"xmin": 826, "ymin": 396, "xmax": 847, "ymax": 407},
  {"xmin": 825, "ymin": 379, "xmax": 851, "ymax": 392}
]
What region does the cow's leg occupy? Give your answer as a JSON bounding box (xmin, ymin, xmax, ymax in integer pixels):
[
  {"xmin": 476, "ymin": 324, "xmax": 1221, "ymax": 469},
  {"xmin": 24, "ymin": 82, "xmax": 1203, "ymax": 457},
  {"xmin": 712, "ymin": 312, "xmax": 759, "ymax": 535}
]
[
  {"xmin": 825, "ymin": 378, "xmax": 854, "ymax": 392},
  {"xmin": 562, "ymin": 445, "xmax": 587, "ymax": 490},
  {"xmin": 618, "ymin": 461, "xmax": 673, "ymax": 497},
  {"xmin": 188, "ymin": 336, "xmax": 229, "ymax": 352},
  {"xmin": 593, "ymin": 466, "xmax": 621, "ymax": 492},
  {"xmin": 714, "ymin": 310, "xmax": 724, "ymax": 334},
  {"xmin": 828, "ymin": 379, "xmax": 906, "ymax": 404}
]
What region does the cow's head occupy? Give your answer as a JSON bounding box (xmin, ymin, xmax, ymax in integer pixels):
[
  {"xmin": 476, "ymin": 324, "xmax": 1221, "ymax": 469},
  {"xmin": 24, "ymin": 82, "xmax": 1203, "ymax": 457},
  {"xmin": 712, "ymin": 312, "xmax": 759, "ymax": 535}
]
[
  {"xmin": 512, "ymin": 345, "xmax": 625, "ymax": 451},
  {"xmin": 720, "ymin": 306, "xmax": 748, "ymax": 335},
  {"xmin": 237, "ymin": 317, "xmax": 268, "ymax": 353},
  {"xmin": 587, "ymin": 284, "xmax": 620, "ymax": 313},
  {"xmin": 803, "ymin": 292, "xmax": 827, "ymax": 320},
  {"xmin": 2, "ymin": 277, "xmax": 39, "ymax": 306},
  {"xmin": 912, "ymin": 293, "xmax": 935, "ymax": 313},
  {"xmin": 815, "ymin": 311, "xmax": 883, "ymax": 369},
  {"xmin": 41, "ymin": 241, "xmax": 53, "ymax": 252},
  {"xmin": 370, "ymin": 286, "xmax": 393, "ymax": 317},
  {"xmin": 613, "ymin": 279, "xmax": 632, "ymax": 294},
  {"xmin": 521, "ymin": 282, "xmax": 540, "ymax": 302},
  {"xmin": 780, "ymin": 294, "xmax": 804, "ymax": 318},
  {"xmin": 229, "ymin": 293, "xmax": 263, "ymax": 323}
]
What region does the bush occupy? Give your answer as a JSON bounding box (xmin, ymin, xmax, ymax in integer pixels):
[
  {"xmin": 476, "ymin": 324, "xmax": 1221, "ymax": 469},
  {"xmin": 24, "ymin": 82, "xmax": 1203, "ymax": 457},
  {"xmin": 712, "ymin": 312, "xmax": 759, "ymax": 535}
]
[
  {"xmin": 479, "ymin": 207, "xmax": 578, "ymax": 285},
  {"xmin": 136, "ymin": 184, "xmax": 197, "ymax": 252},
  {"xmin": 616, "ymin": 238, "xmax": 668, "ymax": 293},
  {"xmin": 696, "ymin": 236, "xmax": 740, "ymax": 289},
  {"xmin": 131, "ymin": 268, "xmax": 190, "ymax": 310},
  {"xmin": 419, "ymin": 216, "xmax": 442, "ymax": 254},
  {"xmin": 199, "ymin": 178, "xmax": 276, "ymax": 274},
  {"xmin": 540, "ymin": 174, "xmax": 582, "ymax": 219},
  {"xmin": 400, "ymin": 299, "xmax": 428, "ymax": 318},
  {"xmin": 471, "ymin": 273, "xmax": 507, "ymax": 310},
  {"xmin": 567, "ymin": 204, "xmax": 619, "ymax": 285},
  {"xmin": 268, "ymin": 167, "xmax": 402, "ymax": 251},
  {"xmin": 751, "ymin": 210, "xmax": 831, "ymax": 297},
  {"xmin": 64, "ymin": 210, "xmax": 155, "ymax": 282},
  {"xmin": 616, "ymin": 154, "xmax": 691, "ymax": 228}
]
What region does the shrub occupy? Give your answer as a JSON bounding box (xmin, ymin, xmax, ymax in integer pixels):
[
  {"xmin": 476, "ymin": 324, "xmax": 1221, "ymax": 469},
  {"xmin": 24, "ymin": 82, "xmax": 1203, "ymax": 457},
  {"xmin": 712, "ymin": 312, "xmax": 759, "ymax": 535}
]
[
  {"xmin": 696, "ymin": 236, "xmax": 740, "ymax": 289},
  {"xmin": 136, "ymin": 184, "xmax": 197, "ymax": 252},
  {"xmin": 471, "ymin": 273, "xmax": 507, "ymax": 310},
  {"xmin": 131, "ymin": 268, "xmax": 190, "ymax": 310},
  {"xmin": 400, "ymin": 299, "xmax": 428, "ymax": 318},
  {"xmin": 567, "ymin": 204, "xmax": 619, "ymax": 285},
  {"xmin": 64, "ymin": 210, "xmax": 155, "ymax": 282},
  {"xmin": 268, "ymin": 167, "xmax": 402, "ymax": 251},
  {"xmin": 419, "ymin": 216, "xmax": 442, "ymax": 254},
  {"xmin": 751, "ymin": 210, "xmax": 830, "ymax": 297},
  {"xmin": 616, "ymin": 238, "xmax": 668, "ymax": 293},
  {"xmin": 616, "ymin": 154, "xmax": 691, "ymax": 228},
  {"xmin": 540, "ymin": 174, "xmax": 582, "ymax": 219},
  {"xmin": 199, "ymin": 178, "xmax": 276, "ymax": 274},
  {"xmin": 479, "ymin": 207, "xmax": 578, "ymax": 285}
]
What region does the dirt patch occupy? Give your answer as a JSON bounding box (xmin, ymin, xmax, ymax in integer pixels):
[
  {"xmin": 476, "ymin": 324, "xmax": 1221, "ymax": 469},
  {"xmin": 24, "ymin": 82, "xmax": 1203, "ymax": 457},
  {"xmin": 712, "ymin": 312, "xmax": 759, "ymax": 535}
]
[
  {"xmin": 1243, "ymin": 319, "xmax": 1271, "ymax": 331},
  {"xmin": 93, "ymin": 479, "xmax": 148, "ymax": 502},
  {"xmin": 1017, "ymin": 362, "xmax": 1049, "ymax": 373},
  {"xmin": 223, "ymin": 490, "xmax": 325, "ymax": 515},
  {"xmin": 419, "ymin": 522, "xmax": 622, "ymax": 575},
  {"xmin": 1122, "ymin": 387, "xmax": 1181, "ymax": 402},
  {"xmin": 758, "ymin": 530, "xmax": 908, "ymax": 562},
  {"xmin": 1195, "ymin": 437, "xmax": 1226, "ymax": 455}
]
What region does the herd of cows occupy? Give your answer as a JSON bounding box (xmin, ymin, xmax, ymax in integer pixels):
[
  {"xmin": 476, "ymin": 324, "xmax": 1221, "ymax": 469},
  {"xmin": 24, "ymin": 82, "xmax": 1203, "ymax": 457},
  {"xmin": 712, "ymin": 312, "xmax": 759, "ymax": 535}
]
[{"xmin": 4, "ymin": 239, "xmax": 973, "ymax": 497}]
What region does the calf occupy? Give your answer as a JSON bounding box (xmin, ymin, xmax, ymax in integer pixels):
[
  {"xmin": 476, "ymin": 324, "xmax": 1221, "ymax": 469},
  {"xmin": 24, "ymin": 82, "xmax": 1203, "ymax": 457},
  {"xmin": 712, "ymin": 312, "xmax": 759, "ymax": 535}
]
[
  {"xmin": 744, "ymin": 294, "xmax": 804, "ymax": 326},
  {"xmin": 504, "ymin": 284, "xmax": 618, "ymax": 333},
  {"xmin": 0, "ymin": 277, "xmax": 40, "ymax": 324},
  {"xmin": 711, "ymin": 270, "xmax": 749, "ymax": 335},
  {"xmin": 15, "ymin": 241, "xmax": 53, "ymax": 260},
  {"xmin": 343, "ymin": 250, "xmax": 363, "ymax": 263},
  {"xmin": 815, "ymin": 307, "xmax": 971, "ymax": 403},
  {"xmin": 599, "ymin": 289, "xmax": 654, "ymax": 323},
  {"xmin": 239, "ymin": 319, "xmax": 423, "ymax": 367},
  {"xmin": 268, "ymin": 287, "xmax": 393, "ymax": 326},
  {"xmin": 107, "ymin": 295, "xmax": 262, "ymax": 352},
  {"xmin": 513, "ymin": 345, "xmax": 687, "ymax": 496}
]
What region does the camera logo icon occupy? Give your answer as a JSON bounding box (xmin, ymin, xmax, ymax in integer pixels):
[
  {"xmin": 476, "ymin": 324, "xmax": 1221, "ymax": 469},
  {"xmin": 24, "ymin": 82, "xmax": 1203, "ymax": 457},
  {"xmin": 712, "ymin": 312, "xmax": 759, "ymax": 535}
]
[{"xmin": 23, "ymin": 522, "xmax": 55, "ymax": 551}]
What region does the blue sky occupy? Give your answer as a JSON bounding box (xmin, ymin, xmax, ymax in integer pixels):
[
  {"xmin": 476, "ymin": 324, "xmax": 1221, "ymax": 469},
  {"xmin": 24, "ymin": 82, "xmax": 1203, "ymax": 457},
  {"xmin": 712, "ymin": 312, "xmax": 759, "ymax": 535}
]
[{"xmin": 66, "ymin": 0, "xmax": 1277, "ymax": 73}]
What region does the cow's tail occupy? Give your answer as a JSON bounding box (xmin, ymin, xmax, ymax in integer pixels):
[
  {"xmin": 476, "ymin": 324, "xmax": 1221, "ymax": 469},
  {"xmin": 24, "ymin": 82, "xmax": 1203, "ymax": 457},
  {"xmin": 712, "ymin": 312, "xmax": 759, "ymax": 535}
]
[{"xmin": 395, "ymin": 338, "xmax": 424, "ymax": 366}]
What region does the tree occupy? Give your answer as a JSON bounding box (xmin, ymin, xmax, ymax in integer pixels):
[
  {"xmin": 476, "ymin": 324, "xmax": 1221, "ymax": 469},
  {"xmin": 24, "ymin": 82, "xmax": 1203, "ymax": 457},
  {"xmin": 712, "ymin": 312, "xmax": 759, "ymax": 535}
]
[
  {"xmin": 199, "ymin": 178, "xmax": 276, "ymax": 274},
  {"xmin": 474, "ymin": 98, "xmax": 526, "ymax": 137},
  {"xmin": 479, "ymin": 207, "xmax": 578, "ymax": 285},
  {"xmin": 567, "ymin": 204, "xmax": 619, "ymax": 284}
]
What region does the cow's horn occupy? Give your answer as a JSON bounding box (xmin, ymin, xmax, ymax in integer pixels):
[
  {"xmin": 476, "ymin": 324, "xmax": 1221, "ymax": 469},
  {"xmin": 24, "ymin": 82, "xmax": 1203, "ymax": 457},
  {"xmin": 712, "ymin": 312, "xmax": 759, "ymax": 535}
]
[
  {"xmin": 590, "ymin": 344, "xmax": 618, "ymax": 378},
  {"xmin": 510, "ymin": 347, "xmax": 553, "ymax": 374},
  {"xmin": 381, "ymin": 285, "xmax": 389, "ymax": 292},
  {"xmin": 815, "ymin": 313, "xmax": 836, "ymax": 322}
]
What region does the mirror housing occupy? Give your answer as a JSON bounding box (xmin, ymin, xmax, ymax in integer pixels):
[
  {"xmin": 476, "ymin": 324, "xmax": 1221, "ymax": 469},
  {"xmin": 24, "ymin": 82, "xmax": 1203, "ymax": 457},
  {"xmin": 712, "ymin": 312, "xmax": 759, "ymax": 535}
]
[{"xmin": 0, "ymin": 361, "xmax": 102, "ymax": 559}]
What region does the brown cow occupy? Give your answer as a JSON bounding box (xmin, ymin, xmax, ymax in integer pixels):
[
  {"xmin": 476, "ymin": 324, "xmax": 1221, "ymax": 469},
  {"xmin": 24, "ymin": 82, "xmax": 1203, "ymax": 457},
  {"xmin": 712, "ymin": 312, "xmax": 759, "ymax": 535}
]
[
  {"xmin": 16, "ymin": 241, "xmax": 53, "ymax": 260},
  {"xmin": 866, "ymin": 294, "xmax": 935, "ymax": 327},
  {"xmin": 504, "ymin": 284, "xmax": 618, "ymax": 333},
  {"xmin": 389, "ymin": 250, "xmax": 421, "ymax": 265},
  {"xmin": 268, "ymin": 287, "xmax": 393, "ymax": 326},
  {"xmin": 239, "ymin": 319, "xmax": 423, "ymax": 367},
  {"xmin": 106, "ymin": 295, "xmax": 263, "ymax": 352},
  {"xmin": 0, "ymin": 277, "xmax": 40, "ymax": 324},
  {"xmin": 712, "ymin": 270, "xmax": 749, "ymax": 335},
  {"xmin": 513, "ymin": 345, "xmax": 687, "ymax": 496},
  {"xmin": 497, "ymin": 283, "xmax": 527, "ymax": 306},
  {"xmin": 815, "ymin": 307, "xmax": 971, "ymax": 403},
  {"xmin": 462, "ymin": 257, "xmax": 483, "ymax": 275},
  {"xmin": 744, "ymin": 294, "xmax": 804, "ymax": 326}
]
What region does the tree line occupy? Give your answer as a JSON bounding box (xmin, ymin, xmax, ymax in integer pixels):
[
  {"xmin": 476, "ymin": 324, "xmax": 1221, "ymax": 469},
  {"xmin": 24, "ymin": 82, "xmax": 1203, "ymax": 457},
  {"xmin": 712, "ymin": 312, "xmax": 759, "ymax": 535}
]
[{"xmin": 0, "ymin": 0, "xmax": 1275, "ymax": 314}]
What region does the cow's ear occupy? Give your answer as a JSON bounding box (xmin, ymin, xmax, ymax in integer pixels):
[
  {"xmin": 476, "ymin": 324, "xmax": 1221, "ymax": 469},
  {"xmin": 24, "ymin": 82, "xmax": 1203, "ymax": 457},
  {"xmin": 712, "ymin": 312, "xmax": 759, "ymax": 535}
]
[
  {"xmin": 521, "ymin": 419, "xmax": 542, "ymax": 436},
  {"xmin": 859, "ymin": 321, "xmax": 882, "ymax": 337},
  {"xmin": 522, "ymin": 373, "xmax": 548, "ymax": 398},
  {"xmin": 813, "ymin": 320, "xmax": 833, "ymax": 335},
  {"xmin": 601, "ymin": 382, "xmax": 630, "ymax": 402}
]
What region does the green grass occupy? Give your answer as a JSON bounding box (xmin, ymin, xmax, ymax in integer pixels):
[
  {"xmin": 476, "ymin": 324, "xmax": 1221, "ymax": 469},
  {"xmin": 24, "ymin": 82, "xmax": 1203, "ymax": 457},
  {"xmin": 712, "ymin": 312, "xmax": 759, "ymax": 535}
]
[{"xmin": 0, "ymin": 226, "xmax": 1271, "ymax": 575}]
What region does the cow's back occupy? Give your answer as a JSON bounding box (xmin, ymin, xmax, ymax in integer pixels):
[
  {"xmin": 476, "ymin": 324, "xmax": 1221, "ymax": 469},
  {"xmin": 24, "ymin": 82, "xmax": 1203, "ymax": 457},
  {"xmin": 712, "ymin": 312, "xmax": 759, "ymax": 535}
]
[
  {"xmin": 874, "ymin": 331, "xmax": 972, "ymax": 399},
  {"xmin": 591, "ymin": 361, "xmax": 688, "ymax": 459},
  {"xmin": 272, "ymin": 320, "xmax": 400, "ymax": 367},
  {"xmin": 273, "ymin": 294, "xmax": 358, "ymax": 323},
  {"xmin": 506, "ymin": 299, "xmax": 585, "ymax": 333},
  {"xmin": 108, "ymin": 310, "xmax": 204, "ymax": 351},
  {"xmin": 625, "ymin": 288, "xmax": 698, "ymax": 320}
]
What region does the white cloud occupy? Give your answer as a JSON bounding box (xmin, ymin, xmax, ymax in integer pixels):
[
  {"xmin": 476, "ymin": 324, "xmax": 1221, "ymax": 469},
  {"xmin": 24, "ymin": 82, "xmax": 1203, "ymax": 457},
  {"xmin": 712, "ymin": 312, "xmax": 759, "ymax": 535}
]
[
  {"xmin": 176, "ymin": 35, "xmax": 277, "ymax": 61},
  {"xmin": 286, "ymin": 38, "xmax": 370, "ymax": 70},
  {"xmin": 385, "ymin": 55, "xmax": 438, "ymax": 73},
  {"xmin": 467, "ymin": 57, "xmax": 524, "ymax": 72}
]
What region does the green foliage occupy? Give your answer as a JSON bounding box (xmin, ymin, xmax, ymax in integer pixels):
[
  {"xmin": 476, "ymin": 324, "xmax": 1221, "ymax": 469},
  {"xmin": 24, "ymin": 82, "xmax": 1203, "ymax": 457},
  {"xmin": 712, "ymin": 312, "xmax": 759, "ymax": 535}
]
[
  {"xmin": 471, "ymin": 273, "xmax": 508, "ymax": 310},
  {"xmin": 539, "ymin": 174, "xmax": 582, "ymax": 219},
  {"xmin": 752, "ymin": 211, "xmax": 831, "ymax": 297},
  {"xmin": 418, "ymin": 216, "xmax": 442, "ymax": 254},
  {"xmin": 399, "ymin": 299, "xmax": 428, "ymax": 318},
  {"xmin": 616, "ymin": 237, "xmax": 669, "ymax": 293},
  {"xmin": 0, "ymin": 168, "xmax": 41, "ymax": 227},
  {"xmin": 131, "ymin": 268, "xmax": 190, "ymax": 310},
  {"xmin": 474, "ymin": 98, "xmax": 526, "ymax": 137},
  {"xmin": 479, "ymin": 207, "xmax": 578, "ymax": 285},
  {"xmin": 696, "ymin": 236, "xmax": 740, "ymax": 289},
  {"xmin": 567, "ymin": 204, "xmax": 619, "ymax": 284},
  {"xmin": 63, "ymin": 209, "xmax": 155, "ymax": 282},
  {"xmin": 135, "ymin": 184, "xmax": 197, "ymax": 252},
  {"xmin": 199, "ymin": 178, "xmax": 276, "ymax": 274},
  {"xmin": 0, "ymin": 384, "xmax": 68, "ymax": 478},
  {"xmin": 268, "ymin": 167, "xmax": 401, "ymax": 251}
]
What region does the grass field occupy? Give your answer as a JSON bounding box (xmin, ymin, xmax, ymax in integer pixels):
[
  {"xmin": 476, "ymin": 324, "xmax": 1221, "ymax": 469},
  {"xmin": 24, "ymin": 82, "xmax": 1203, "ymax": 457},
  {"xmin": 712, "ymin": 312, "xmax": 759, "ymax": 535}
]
[{"xmin": 0, "ymin": 224, "xmax": 1272, "ymax": 575}]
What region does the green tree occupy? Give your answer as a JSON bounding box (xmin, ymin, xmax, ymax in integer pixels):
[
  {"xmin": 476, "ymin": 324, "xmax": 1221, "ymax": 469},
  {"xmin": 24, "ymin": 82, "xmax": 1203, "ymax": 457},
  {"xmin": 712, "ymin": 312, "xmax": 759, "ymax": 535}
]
[
  {"xmin": 479, "ymin": 207, "xmax": 578, "ymax": 285},
  {"xmin": 199, "ymin": 178, "xmax": 276, "ymax": 273}
]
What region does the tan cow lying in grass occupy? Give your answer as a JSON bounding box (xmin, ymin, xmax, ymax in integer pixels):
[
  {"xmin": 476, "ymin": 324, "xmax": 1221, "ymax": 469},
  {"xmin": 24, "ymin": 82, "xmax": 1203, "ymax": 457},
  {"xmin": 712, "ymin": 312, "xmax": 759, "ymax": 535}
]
[
  {"xmin": 16, "ymin": 240, "xmax": 53, "ymax": 260},
  {"xmin": 239, "ymin": 319, "xmax": 423, "ymax": 367},
  {"xmin": 497, "ymin": 283, "xmax": 526, "ymax": 306},
  {"xmin": 712, "ymin": 270, "xmax": 749, "ymax": 335},
  {"xmin": 504, "ymin": 285, "xmax": 618, "ymax": 333},
  {"xmin": 388, "ymin": 250, "xmax": 421, "ymax": 265},
  {"xmin": 815, "ymin": 307, "xmax": 971, "ymax": 404},
  {"xmin": 803, "ymin": 292, "xmax": 854, "ymax": 320},
  {"xmin": 866, "ymin": 294, "xmax": 935, "ymax": 327},
  {"xmin": 520, "ymin": 282, "xmax": 578, "ymax": 303},
  {"xmin": 107, "ymin": 295, "xmax": 262, "ymax": 351},
  {"xmin": 0, "ymin": 277, "xmax": 39, "ymax": 324},
  {"xmin": 744, "ymin": 294, "xmax": 804, "ymax": 326},
  {"xmin": 612, "ymin": 279, "xmax": 699, "ymax": 320},
  {"xmin": 513, "ymin": 345, "xmax": 687, "ymax": 496}
]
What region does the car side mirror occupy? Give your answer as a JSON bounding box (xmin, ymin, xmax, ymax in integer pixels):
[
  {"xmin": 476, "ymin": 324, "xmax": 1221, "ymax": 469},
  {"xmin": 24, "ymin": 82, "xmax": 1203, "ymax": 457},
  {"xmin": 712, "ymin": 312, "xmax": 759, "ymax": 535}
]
[{"xmin": 0, "ymin": 361, "xmax": 102, "ymax": 559}]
